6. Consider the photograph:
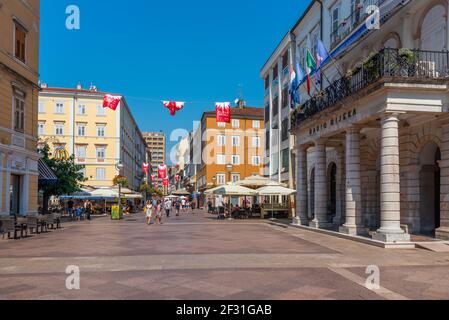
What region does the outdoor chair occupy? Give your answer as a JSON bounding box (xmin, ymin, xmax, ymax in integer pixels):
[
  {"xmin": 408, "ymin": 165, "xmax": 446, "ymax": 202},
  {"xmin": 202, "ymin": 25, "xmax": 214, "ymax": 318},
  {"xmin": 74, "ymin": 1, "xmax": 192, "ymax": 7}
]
[
  {"xmin": 26, "ymin": 216, "xmax": 41, "ymax": 234},
  {"xmin": 0, "ymin": 218, "xmax": 17, "ymax": 239}
]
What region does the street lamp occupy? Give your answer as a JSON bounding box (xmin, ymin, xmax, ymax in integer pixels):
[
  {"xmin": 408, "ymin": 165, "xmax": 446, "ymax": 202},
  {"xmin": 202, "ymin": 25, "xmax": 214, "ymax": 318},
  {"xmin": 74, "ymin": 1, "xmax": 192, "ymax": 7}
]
[
  {"xmin": 115, "ymin": 162, "xmax": 124, "ymax": 214},
  {"xmin": 225, "ymin": 164, "xmax": 234, "ymax": 220}
]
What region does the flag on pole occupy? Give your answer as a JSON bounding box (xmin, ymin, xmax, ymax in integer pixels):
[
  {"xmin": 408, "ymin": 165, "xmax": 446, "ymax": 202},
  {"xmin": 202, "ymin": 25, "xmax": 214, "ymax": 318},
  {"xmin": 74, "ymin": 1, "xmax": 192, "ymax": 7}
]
[
  {"xmin": 316, "ymin": 39, "xmax": 330, "ymax": 87},
  {"xmin": 163, "ymin": 101, "xmax": 185, "ymax": 116},
  {"xmin": 103, "ymin": 94, "xmax": 122, "ymax": 111},
  {"xmin": 289, "ymin": 62, "xmax": 304, "ymax": 108},
  {"xmin": 306, "ymin": 50, "xmax": 317, "ymax": 95}
]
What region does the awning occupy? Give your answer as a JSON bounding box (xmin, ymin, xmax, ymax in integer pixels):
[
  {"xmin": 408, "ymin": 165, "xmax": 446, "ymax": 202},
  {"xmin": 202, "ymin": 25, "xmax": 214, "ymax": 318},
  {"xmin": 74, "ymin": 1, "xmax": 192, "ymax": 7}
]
[{"xmin": 38, "ymin": 159, "xmax": 58, "ymax": 185}]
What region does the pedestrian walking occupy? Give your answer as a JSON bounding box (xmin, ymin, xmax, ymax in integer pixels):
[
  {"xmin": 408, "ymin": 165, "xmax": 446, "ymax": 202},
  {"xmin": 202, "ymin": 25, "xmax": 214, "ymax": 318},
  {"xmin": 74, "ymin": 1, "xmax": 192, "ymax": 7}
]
[
  {"xmin": 84, "ymin": 200, "xmax": 92, "ymax": 221},
  {"xmin": 164, "ymin": 199, "xmax": 172, "ymax": 218},
  {"xmin": 145, "ymin": 201, "xmax": 154, "ymax": 225},
  {"xmin": 175, "ymin": 199, "xmax": 181, "ymax": 216},
  {"xmin": 156, "ymin": 200, "xmax": 163, "ymax": 225}
]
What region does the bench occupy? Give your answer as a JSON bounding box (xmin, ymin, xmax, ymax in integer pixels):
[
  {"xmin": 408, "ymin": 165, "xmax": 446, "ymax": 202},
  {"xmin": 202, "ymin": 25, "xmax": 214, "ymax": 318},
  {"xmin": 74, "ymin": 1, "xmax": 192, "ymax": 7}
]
[{"xmin": 47, "ymin": 213, "xmax": 62, "ymax": 229}]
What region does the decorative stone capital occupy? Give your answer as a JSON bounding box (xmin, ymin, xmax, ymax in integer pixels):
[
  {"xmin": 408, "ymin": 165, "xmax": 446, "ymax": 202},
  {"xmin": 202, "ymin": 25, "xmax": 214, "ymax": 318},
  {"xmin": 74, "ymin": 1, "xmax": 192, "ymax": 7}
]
[{"xmin": 346, "ymin": 125, "xmax": 363, "ymax": 134}]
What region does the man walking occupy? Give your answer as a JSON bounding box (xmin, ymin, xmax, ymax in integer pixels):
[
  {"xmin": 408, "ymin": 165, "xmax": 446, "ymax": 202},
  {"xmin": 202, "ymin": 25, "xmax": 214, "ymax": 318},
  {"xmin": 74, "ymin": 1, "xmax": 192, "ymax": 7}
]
[{"xmin": 164, "ymin": 198, "xmax": 172, "ymax": 218}]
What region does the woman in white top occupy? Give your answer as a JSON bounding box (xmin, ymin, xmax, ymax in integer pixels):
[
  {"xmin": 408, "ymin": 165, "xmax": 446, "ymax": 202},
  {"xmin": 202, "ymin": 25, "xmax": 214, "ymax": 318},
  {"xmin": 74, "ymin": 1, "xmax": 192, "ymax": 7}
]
[{"xmin": 145, "ymin": 201, "xmax": 153, "ymax": 225}]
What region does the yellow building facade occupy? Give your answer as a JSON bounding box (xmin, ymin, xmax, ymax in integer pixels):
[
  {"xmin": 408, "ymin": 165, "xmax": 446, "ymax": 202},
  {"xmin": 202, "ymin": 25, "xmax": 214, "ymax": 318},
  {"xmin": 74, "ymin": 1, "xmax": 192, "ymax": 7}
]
[
  {"xmin": 0, "ymin": 0, "xmax": 41, "ymax": 216},
  {"xmin": 38, "ymin": 86, "xmax": 147, "ymax": 191}
]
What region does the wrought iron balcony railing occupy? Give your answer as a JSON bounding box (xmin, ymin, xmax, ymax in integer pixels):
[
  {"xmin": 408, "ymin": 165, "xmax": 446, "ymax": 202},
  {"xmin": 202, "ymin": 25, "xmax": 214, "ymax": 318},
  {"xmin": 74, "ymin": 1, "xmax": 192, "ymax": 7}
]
[
  {"xmin": 292, "ymin": 48, "xmax": 449, "ymax": 128},
  {"xmin": 330, "ymin": 0, "xmax": 409, "ymax": 50}
]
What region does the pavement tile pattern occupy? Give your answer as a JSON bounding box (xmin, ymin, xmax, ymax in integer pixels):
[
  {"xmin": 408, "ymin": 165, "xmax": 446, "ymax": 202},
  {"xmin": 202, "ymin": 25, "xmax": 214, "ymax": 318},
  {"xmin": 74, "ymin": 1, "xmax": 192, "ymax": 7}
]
[{"xmin": 1, "ymin": 211, "xmax": 449, "ymax": 300}]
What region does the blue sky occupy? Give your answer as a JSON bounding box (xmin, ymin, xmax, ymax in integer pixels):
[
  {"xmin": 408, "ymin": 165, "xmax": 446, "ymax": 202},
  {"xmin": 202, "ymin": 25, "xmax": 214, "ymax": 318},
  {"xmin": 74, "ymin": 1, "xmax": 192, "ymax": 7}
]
[{"xmin": 40, "ymin": 0, "xmax": 311, "ymax": 162}]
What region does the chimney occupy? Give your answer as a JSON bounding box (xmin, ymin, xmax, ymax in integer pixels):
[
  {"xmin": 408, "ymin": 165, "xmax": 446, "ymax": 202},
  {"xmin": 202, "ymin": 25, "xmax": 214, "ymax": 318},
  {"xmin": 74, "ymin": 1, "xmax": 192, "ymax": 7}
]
[
  {"xmin": 89, "ymin": 84, "xmax": 98, "ymax": 92},
  {"xmin": 40, "ymin": 83, "xmax": 48, "ymax": 89},
  {"xmin": 76, "ymin": 82, "xmax": 82, "ymax": 90},
  {"xmin": 237, "ymin": 98, "xmax": 246, "ymax": 109}
]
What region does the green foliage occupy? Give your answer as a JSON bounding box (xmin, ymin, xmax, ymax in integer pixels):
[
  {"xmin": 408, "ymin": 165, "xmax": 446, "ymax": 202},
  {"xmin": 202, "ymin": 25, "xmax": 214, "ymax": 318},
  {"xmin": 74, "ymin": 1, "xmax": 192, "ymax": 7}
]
[
  {"xmin": 149, "ymin": 187, "xmax": 163, "ymax": 197},
  {"xmin": 38, "ymin": 143, "xmax": 87, "ymax": 197},
  {"xmin": 113, "ymin": 175, "xmax": 129, "ymax": 187}
]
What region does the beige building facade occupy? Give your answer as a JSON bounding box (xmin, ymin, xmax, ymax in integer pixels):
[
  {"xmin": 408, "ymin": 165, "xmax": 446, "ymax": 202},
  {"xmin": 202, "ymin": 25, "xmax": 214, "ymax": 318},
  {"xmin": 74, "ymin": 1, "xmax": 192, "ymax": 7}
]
[
  {"xmin": 0, "ymin": 0, "xmax": 41, "ymax": 217},
  {"xmin": 38, "ymin": 86, "xmax": 147, "ymax": 192}
]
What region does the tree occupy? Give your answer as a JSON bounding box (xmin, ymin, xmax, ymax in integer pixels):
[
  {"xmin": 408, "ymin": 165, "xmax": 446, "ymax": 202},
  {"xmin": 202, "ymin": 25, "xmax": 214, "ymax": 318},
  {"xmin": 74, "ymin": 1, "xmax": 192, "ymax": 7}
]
[{"xmin": 38, "ymin": 143, "xmax": 87, "ymax": 214}]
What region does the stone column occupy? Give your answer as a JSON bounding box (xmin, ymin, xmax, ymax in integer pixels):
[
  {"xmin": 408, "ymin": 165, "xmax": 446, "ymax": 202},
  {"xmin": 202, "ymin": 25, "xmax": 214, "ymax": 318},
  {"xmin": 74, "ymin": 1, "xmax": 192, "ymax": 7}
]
[
  {"xmin": 340, "ymin": 126, "xmax": 366, "ymax": 235},
  {"xmin": 293, "ymin": 145, "xmax": 309, "ymax": 226},
  {"xmin": 436, "ymin": 121, "xmax": 449, "ymax": 240},
  {"xmin": 4, "ymin": 154, "xmax": 11, "ymax": 215},
  {"xmin": 0, "ymin": 152, "xmax": 3, "ymax": 214},
  {"xmin": 373, "ymin": 114, "xmax": 410, "ymax": 242},
  {"xmin": 333, "ymin": 145, "xmax": 344, "ymax": 226},
  {"xmin": 310, "ymin": 140, "xmax": 332, "ymax": 229}
]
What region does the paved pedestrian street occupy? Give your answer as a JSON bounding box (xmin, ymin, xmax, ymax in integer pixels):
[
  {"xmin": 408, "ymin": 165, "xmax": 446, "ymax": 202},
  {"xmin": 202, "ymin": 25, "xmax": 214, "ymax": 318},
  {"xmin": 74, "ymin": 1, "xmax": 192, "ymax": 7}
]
[{"xmin": 1, "ymin": 211, "xmax": 449, "ymax": 300}]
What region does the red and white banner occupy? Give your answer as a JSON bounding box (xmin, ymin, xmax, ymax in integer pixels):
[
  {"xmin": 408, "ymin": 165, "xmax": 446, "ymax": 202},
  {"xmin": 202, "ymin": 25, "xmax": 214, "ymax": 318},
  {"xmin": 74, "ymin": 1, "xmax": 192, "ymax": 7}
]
[
  {"xmin": 163, "ymin": 178, "xmax": 169, "ymax": 187},
  {"xmin": 216, "ymin": 102, "xmax": 231, "ymax": 123},
  {"xmin": 163, "ymin": 101, "xmax": 185, "ymax": 116},
  {"xmin": 157, "ymin": 164, "xmax": 168, "ymax": 180},
  {"xmin": 142, "ymin": 163, "xmax": 149, "ymax": 174},
  {"xmin": 103, "ymin": 94, "xmax": 122, "ymax": 111},
  {"xmin": 151, "ymin": 174, "xmax": 156, "ymax": 182}
]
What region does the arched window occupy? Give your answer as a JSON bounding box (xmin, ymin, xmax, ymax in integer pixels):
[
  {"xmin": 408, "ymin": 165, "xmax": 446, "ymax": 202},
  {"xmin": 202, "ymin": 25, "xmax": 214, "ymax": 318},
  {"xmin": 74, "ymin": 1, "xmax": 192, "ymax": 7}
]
[{"xmin": 420, "ymin": 5, "xmax": 447, "ymax": 51}]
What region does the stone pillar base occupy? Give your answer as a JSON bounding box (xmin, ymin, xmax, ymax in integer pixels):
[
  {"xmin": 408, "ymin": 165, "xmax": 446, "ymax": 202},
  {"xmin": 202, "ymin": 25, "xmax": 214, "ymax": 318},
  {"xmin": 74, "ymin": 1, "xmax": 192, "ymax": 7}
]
[
  {"xmin": 309, "ymin": 220, "xmax": 333, "ymax": 229},
  {"xmin": 339, "ymin": 225, "xmax": 368, "ymax": 236},
  {"xmin": 435, "ymin": 227, "xmax": 449, "ymax": 240},
  {"xmin": 292, "ymin": 217, "xmax": 309, "ymax": 226},
  {"xmin": 372, "ymin": 229, "xmax": 411, "ymax": 243}
]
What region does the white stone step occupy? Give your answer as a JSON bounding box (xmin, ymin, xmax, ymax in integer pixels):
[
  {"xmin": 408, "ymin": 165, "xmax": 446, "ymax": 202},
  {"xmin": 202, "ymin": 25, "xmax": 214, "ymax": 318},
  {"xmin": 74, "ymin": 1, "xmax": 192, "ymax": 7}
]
[{"xmin": 416, "ymin": 242, "xmax": 449, "ymax": 252}]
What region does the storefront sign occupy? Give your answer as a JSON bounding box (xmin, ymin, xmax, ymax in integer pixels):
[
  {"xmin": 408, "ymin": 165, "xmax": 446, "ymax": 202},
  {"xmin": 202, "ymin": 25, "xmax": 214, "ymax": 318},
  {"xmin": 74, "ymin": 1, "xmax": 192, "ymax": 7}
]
[{"xmin": 309, "ymin": 109, "xmax": 357, "ymax": 136}]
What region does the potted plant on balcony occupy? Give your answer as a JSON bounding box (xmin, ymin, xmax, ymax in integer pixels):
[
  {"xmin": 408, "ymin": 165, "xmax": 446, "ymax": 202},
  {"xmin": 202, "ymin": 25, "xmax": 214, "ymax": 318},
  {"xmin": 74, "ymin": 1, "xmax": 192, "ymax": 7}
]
[{"xmin": 362, "ymin": 51, "xmax": 381, "ymax": 83}]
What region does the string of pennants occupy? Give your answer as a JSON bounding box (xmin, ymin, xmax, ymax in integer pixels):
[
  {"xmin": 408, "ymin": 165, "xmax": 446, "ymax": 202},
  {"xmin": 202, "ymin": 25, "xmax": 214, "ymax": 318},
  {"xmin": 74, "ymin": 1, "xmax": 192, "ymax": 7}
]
[{"xmin": 103, "ymin": 95, "xmax": 232, "ymax": 123}]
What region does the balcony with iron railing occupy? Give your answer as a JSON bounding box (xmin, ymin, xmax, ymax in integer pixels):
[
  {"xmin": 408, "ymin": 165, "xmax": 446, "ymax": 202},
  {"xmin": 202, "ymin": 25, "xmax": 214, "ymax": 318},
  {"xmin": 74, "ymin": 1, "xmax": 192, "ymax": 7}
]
[
  {"xmin": 330, "ymin": 0, "xmax": 409, "ymax": 50},
  {"xmin": 292, "ymin": 48, "xmax": 449, "ymax": 129}
]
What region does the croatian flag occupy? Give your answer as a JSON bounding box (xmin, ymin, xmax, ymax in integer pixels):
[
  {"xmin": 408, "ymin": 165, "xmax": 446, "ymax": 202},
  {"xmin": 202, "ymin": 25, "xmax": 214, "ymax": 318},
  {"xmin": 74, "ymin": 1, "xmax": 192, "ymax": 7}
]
[
  {"xmin": 163, "ymin": 101, "xmax": 185, "ymax": 116},
  {"xmin": 103, "ymin": 94, "xmax": 122, "ymax": 111},
  {"xmin": 316, "ymin": 39, "xmax": 330, "ymax": 86}
]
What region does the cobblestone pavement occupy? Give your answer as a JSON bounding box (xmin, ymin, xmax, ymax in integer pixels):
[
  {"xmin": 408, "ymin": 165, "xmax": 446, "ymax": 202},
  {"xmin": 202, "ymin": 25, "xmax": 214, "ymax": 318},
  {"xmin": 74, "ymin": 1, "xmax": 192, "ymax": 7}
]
[{"xmin": 1, "ymin": 210, "xmax": 449, "ymax": 300}]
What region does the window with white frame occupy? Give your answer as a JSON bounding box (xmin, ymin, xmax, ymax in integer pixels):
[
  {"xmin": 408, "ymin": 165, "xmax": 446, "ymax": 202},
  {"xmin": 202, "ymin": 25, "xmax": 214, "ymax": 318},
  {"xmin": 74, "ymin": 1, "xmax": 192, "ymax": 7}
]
[
  {"xmin": 77, "ymin": 123, "xmax": 86, "ymax": 136},
  {"xmin": 13, "ymin": 91, "xmax": 25, "ymax": 132},
  {"xmin": 55, "ymin": 122, "xmax": 64, "ymax": 136},
  {"xmin": 232, "ymin": 119, "xmax": 240, "ymax": 128},
  {"xmin": 78, "ymin": 104, "xmax": 86, "ymax": 115},
  {"xmin": 76, "ymin": 145, "xmax": 87, "ymax": 160},
  {"xmin": 331, "ymin": 4, "xmax": 340, "ymax": 39},
  {"xmin": 96, "ymin": 146, "xmax": 106, "ymax": 161},
  {"xmin": 216, "ymin": 173, "xmax": 226, "ymax": 185},
  {"xmin": 96, "ymin": 168, "xmax": 106, "ymax": 181},
  {"xmin": 231, "ymin": 173, "xmax": 240, "ymax": 183},
  {"xmin": 97, "ymin": 105, "xmax": 106, "ymax": 116},
  {"xmin": 252, "ymin": 136, "xmax": 261, "ymax": 148},
  {"xmin": 231, "ymin": 155, "xmax": 240, "ymax": 165},
  {"xmin": 55, "ymin": 102, "xmax": 64, "ymax": 114},
  {"xmin": 38, "ymin": 102, "xmax": 45, "ymax": 113},
  {"xmin": 252, "ymin": 156, "xmax": 260, "ymax": 166},
  {"xmin": 217, "ymin": 122, "xmax": 226, "ymax": 128},
  {"xmin": 97, "ymin": 125, "xmax": 105, "ymax": 137},
  {"xmin": 253, "ymin": 120, "xmax": 260, "ymax": 129},
  {"xmin": 216, "ymin": 154, "xmax": 226, "ymax": 165},
  {"xmin": 38, "ymin": 121, "xmax": 45, "ymax": 135},
  {"xmin": 232, "ymin": 135, "xmax": 240, "ymax": 147},
  {"xmin": 217, "ymin": 135, "xmax": 225, "ymax": 147}
]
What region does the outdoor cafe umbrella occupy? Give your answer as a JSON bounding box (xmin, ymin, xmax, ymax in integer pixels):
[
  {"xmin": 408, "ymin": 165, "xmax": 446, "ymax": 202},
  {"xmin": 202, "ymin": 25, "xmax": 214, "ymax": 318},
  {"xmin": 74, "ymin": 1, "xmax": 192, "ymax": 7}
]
[
  {"xmin": 255, "ymin": 181, "xmax": 296, "ymax": 196},
  {"xmin": 234, "ymin": 174, "xmax": 273, "ymax": 188},
  {"xmin": 212, "ymin": 184, "xmax": 257, "ymax": 196},
  {"xmin": 172, "ymin": 189, "xmax": 190, "ymax": 196}
]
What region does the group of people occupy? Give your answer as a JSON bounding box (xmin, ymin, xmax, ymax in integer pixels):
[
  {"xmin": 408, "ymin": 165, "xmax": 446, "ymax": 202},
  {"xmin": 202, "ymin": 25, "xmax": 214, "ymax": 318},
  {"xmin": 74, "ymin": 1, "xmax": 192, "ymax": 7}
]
[
  {"xmin": 144, "ymin": 197, "xmax": 193, "ymax": 225},
  {"xmin": 67, "ymin": 199, "xmax": 92, "ymax": 221}
]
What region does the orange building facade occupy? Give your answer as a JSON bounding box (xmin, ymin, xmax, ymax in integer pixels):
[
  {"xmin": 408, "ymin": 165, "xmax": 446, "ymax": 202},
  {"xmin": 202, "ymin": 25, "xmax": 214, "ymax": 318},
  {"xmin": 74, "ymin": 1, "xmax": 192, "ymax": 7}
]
[{"xmin": 197, "ymin": 104, "xmax": 265, "ymax": 206}]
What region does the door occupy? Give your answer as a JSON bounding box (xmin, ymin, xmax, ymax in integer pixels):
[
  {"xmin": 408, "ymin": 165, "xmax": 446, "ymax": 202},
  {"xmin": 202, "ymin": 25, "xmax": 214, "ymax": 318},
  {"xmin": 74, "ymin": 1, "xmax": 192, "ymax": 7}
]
[{"xmin": 10, "ymin": 175, "xmax": 21, "ymax": 216}]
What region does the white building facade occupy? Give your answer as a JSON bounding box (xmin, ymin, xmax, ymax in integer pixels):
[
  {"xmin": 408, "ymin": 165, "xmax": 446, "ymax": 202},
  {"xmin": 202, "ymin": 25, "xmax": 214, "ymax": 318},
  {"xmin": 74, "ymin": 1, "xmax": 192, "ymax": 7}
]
[{"xmin": 264, "ymin": 0, "xmax": 449, "ymax": 241}]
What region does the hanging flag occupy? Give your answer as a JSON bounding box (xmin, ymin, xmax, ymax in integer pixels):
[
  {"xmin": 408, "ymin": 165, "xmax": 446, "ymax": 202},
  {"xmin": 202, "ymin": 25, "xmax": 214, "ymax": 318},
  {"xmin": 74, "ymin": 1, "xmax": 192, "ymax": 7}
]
[
  {"xmin": 306, "ymin": 49, "xmax": 317, "ymax": 95},
  {"xmin": 215, "ymin": 102, "xmax": 231, "ymax": 123},
  {"xmin": 163, "ymin": 178, "xmax": 169, "ymax": 187},
  {"xmin": 316, "ymin": 39, "xmax": 330, "ymax": 87},
  {"xmin": 142, "ymin": 163, "xmax": 149, "ymax": 174},
  {"xmin": 157, "ymin": 164, "xmax": 168, "ymax": 180},
  {"xmin": 151, "ymin": 174, "xmax": 156, "ymax": 182},
  {"xmin": 103, "ymin": 94, "xmax": 122, "ymax": 111},
  {"xmin": 163, "ymin": 101, "xmax": 185, "ymax": 116}
]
